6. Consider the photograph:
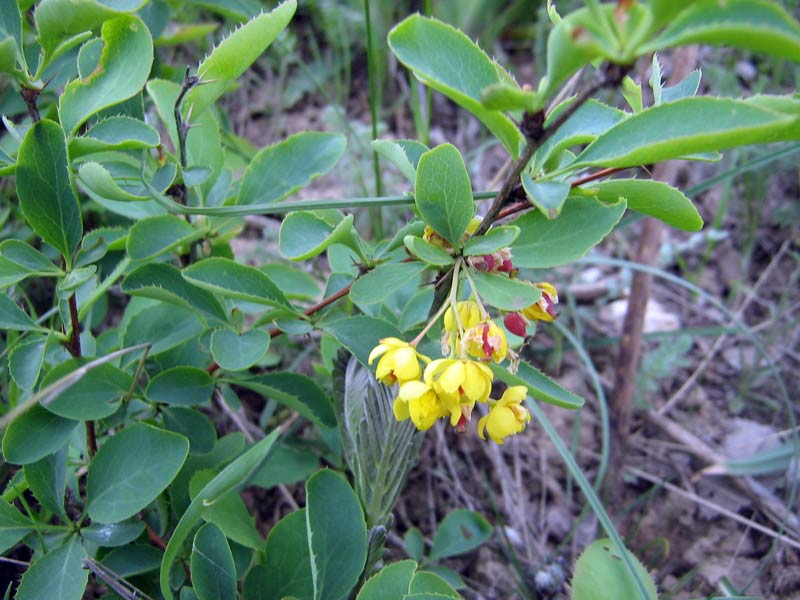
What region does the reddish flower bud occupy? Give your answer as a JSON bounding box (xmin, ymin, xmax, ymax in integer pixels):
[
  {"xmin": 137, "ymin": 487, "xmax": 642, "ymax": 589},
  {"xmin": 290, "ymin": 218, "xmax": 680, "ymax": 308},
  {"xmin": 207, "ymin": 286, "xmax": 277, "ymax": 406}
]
[{"xmin": 504, "ymin": 312, "xmax": 528, "ymax": 337}]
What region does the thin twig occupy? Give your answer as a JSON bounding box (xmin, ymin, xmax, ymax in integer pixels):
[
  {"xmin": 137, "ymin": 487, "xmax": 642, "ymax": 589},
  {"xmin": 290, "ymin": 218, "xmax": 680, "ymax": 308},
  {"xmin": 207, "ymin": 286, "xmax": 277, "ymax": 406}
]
[{"xmin": 83, "ymin": 557, "xmax": 155, "ymax": 600}]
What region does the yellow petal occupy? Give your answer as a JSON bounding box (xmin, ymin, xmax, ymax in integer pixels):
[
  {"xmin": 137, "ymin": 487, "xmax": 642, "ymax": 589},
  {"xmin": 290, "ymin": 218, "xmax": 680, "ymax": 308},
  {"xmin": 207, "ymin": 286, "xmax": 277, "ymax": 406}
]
[
  {"xmin": 438, "ymin": 361, "xmax": 465, "ymax": 394},
  {"xmin": 393, "ymin": 396, "xmax": 410, "ymax": 421},
  {"xmin": 392, "ymin": 347, "xmax": 421, "ymax": 383},
  {"xmin": 477, "ymin": 414, "xmax": 489, "ymax": 440},
  {"xmin": 486, "ymin": 406, "xmax": 518, "ymax": 444},
  {"xmin": 368, "ymin": 343, "xmax": 390, "ymax": 365}
]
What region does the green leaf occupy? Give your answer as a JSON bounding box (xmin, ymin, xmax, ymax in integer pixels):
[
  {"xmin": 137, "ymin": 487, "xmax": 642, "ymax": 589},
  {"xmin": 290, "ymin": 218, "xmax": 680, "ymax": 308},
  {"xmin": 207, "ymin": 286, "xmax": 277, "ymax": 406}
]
[
  {"xmin": 24, "ymin": 448, "xmax": 67, "ymax": 518},
  {"xmin": 15, "ymin": 120, "xmax": 82, "ymax": 266},
  {"xmin": 621, "ymin": 76, "xmax": 643, "ymax": 113},
  {"xmin": 146, "ymin": 366, "xmax": 215, "ymax": 406},
  {"xmin": 403, "ymin": 236, "xmax": 454, "ymax": 267},
  {"xmin": 15, "ymin": 537, "xmax": 88, "ymax": 600},
  {"xmin": 77, "ymin": 161, "xmax": 149, "ymax": 202},
  {"xmin": 191, "ymin": 523, "xmax": 237, "ymax": 600},
  {"xmin": 236, "ymin": 372, "xmax": 335, "ymax": 429},
  {"xmin": 462, "ymin": 226, "xmax": 519, "ymax": 256},
  {"xmin": 87, "ymin": 423, "xmax": 189, "ymax": 523},
  {"xmin": 571, "ymin": 97, "xmax": 800, "ymax": 170},
  {"xmin": 59, "ymin": 15, "xmax": 154, "ymax": 135},
  {"xmin": 388, "ymin": 14, "xmax": 524, "ymax": 158},
  {"xmin": 279, "ymin": 212, "xmax": 363, "ymax": 261},
  {"xmin": 371, "ymin": 139, "xmax": 428, "ymax": 184},
  {"xmin": 163, "ymin": 407, "xmax": 217, "ymax": 454},
  {"xmin": 184, "ymin": 0, "xmax": 296, "ymax": 117},
  {"xmin": 210, "ymin": 328, "xmax": 271, "ymax": 372},
  {"xmin": 510, "ymin": 196, "xmax": 626, "ymax": 268},
  {"xmin": 307, "ymin": 470, "xmax": 367, "ymax": 600},
  {"xmin": 2, "ymin": 405, "xmax": 77, "ymax": 465},
  {"xmin": 0, "ymin": 294, "xmax": 44, "ymax": 332},
  {"xmin": 160, "ymin": 429, "xmax": 281, "ymax": 600},
  {"xmin": 520, "ymin": 176, "xmax": 571, "ymax": 220},
  {"xmin": 246, "ymin": 510, "xmax": 312, "ymax": 600},
  {"xmin": 101, "ymin": 544, "xmax": 162, "ymax": 577},
  {"xmin": 491, "ymin": 361, "xmax": 584, "ymax": 410},
  {"xmin": 250, "ymin": 443, "xmax": 319, "ymax": 489},
  {"xmin": 322, "ymin": 316, "xmax": 403, "ymax": 367},
  {"xmin": 0, "ymin": 0, "xmax": 24, "ymax": 71},
  {"xmin": 0, "ymin": 240, "xmax": 62, "ymax": 287},
  {"xmin": 0, "ymin": 499, "xmax": 33, "ymax": 554},
  {"xmin": 480, "ymin": 82, "xmax": 539, "ymax": 112},
  {"xmin": 415, "ymin": 144, "xmax": 475, "ymax": 246},
  {"xmin": 82, "ymin": 518, "xmax": 145, "ymax": 548},
  {"xmin": 189, "ymin": 470, "xmax": 262, "ymax": 550},
  {"xmin": 238, "ymin": 132, "xmax": 346, "ymax": 205},
  {"xmin": 587, "ymin": 178, "xmax": 703, "ymax": 231},
  {"xmin": 122, "ymin": 302, "xmax": 204, "ymax": 357},
  {"xmin": 641, "ymin": 0, "xmax": 800, "ymax": 62},
  {"xmin": 408, "ymin": 572, "xmax": 459, "ymax": 598},
  {"xmin": 468, "ymin": 271, "xmax": 541, "ymax": 312},
  {"xmin": 350, "ymin": 261, "xmax": 428, "ymax": 307},
  {"xmin": 69, "ymin": 116, "xmax": 160, "ymax": 157},
  {"xmin": 41, "ymin": 359, "xmax": 132, "ymax": 420},
  {"xmin": 8, "ymin": 335, "xmax": 48, "ymax": 390},
  {"xmin": 428, "ymin": 509, "xmax": 492, "ymax": 561},
  {"xmin": 571, "ymin": 538, "xmax": 658, "ymax": 600},
  {"xmin": 662, "ymin": 69, "xmax": 701, "ymax": 104},
  {"xmin": 403, "ymin": 529, "xmax": 424, "ymax": 562},
  {"xmin": 357, "ymin": 560, "xmax": 417, "ymax": 600},
  {"xmin": 182, "ymin": 257, "xmax": 291, "ymax": 308},
  {"xmin": 127, "ymin": 215, "xmax": 206, "ymax": 261},
  {"xmin": 121, "ymin": 263, "xmax": 228, "ymax": 325},
  {"xmin": 260, "ymin": 264, "xmax": 320, "ymax": 300}
]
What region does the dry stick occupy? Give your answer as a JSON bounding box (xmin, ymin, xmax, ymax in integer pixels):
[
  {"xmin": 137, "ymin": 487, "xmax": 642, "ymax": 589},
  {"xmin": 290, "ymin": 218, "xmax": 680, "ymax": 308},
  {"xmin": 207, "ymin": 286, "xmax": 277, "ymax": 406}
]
[
  {"xmin": 607, "ymin": 46, "xmax": 698, "ymax": 502},
  {"xmin": 83, "ymin": 557, "xmax": 155, "ymax": 600},
  {"xmin": 657, "ymin": 238, "xmax": 790, "ymax": 417}
]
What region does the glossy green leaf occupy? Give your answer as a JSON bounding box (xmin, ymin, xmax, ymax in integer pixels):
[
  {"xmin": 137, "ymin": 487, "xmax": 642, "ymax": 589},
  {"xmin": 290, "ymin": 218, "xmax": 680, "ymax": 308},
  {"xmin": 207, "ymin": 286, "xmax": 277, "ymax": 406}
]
[
  {"xmin": 572, "ymin": 97, "xmax": 800, "ymax": 170},
  {"xmin": 69, "ymin": 116, "xmax": 160, "ymax": 157},
  {"xmin": 521, "ymin": 176, "xmax": 570, "ymax": 220},
  {"xmin": 189, "ymin": 470, "xmax": 262, "ymax": 550},
  {"xmin": 2, "ymin": 405, "xmax": 77, "ymax": 465},
  {"xmin": 41, "ymin": 359, "xmax": 132, "ymax": 420},
  {"xmin": 160, "ymin": 429, "xmax": 281, "ymax": 600},
  {"xmin": 0, "ymin": 240, "xmax": 62, "ymax": 287},
  {"xmin": 210, "ymin": 328, "xmax": 271, "ymax": 371},
  {"xmin": 0, "ymin": 294, "xmax": 44, "ymax": 332},
  {"xmin": 122, "ymin": 302, "xmax": 205, "ymax": 357},
  {"xmin": 662, "ymin": 69, "xmax": 701, "ymax": 104},
  {"xmin": 403, "ymin": 236, "xmax": 454, "ymax": 267},
  {"xmin": 480, "ymin": 82, "xmax": 538, "ymax": 112},
  {"xmin": 163, "ymin": 407, "xmax": 217, "ymax": 454},
  {"xmin": 250, "ymin": 443, "xmax": 319, "ymax": 489},
  {"xmin": 24, "ymin": 448, "xmax": 67, "ymax": 517},
  {"xmin": 247, "ymin": 509, "xmax": 312, "ymax": 600},
  {"xmin": 371, "ymin": 139, "xmax": 428, "ymax": 184},
  {"xmin": 571, "ymin": 538, "xmax": 658, "ymax": 600},
  {"xmin": 184, "ymin": 0, "xmax": 296, "ymax": 117},
  {"xmin": 56, "ymin": 265, "xmax": 96, "ymax": 298},
  {"xmin": 357, "ymin": 560, "xmax": 417, "ymax": 600},
  {"xmin": 468, "ymin": 271, "xmax": 541, "ymax": 312},
  {"xmin": 0, "ymin": 0, "xmax": 24, "ymax": 70},
  {"xmin": 0, "ymin": 499, "xmax": 33, "ymax": 554},
  {"xmin": 8, "ymin": 335, "xmax": 48, "ymax": 390},
  {"xmin": 510, "ymin": 196, "xmax": 626, "ymax": 268},
  {"xmin": 34, "ymin": 0, "xmax": 144, "ymax": 58},
  {"xmin": 82, "ymin": 518, "xmax": 145, "ymax": 548},
  {"xmin": 15, "ymin": 537, "xmax": 88, "ymax": 600},
  {"xmin": 429, "ymin": 509, "xmax": 492, "ymax": 561},
  {"xmin": 191, "ymin": 523, "xmax": 237, "ymax": 600},
  {"xmin": 87, "ymin": 423, "xmax": 189, "ymax": 523},
  {"xmin": 588, "ymin": 178, "xmax": 703, "ymax": 231},
  {"xmin": 403, "ymin": 529, "xmax": 424, "ymax": 562},
  {"xmin": 238, "ymin": 132, "xmax": 346, "ymax": 205},
  {"xmin": 235, "ymin": 372, "xmax": 335, "ymax": 429},
  {"xmin": 415, "ymin": 144, "xmax": 475, "ymax": 246},
  {"xmin": 322, "ymin": 316, "xmax": 402, "ymax": 367},
  {"xmin": 146, "ymin": 366, "xmax": 215, "ymax": 406},
  {"xmin": 279, "ymin": 212, "xmax": 363, "ymax": 261},
  {"xmin": 59, "ymin": 15, "xmax": 154, "ymax": 135},
  {"xmin": 642, "ymin": 0, "xmax": 800, "ymax": 62},
  {"xmin": 491, "ymin": 361, "xmax": 584, "ymax": 410},
  {"xmin": 307, "ymin": 469, "xmax": 367, "ymax": 600},
  {"xmin": 121, "ymin": 263, "xmax": 228, "ymax": 324},
  {"xmin": 15, "ymin": 120, "xmax": 82, "ymax": 265},
  {"xmin": 408, "ymin": 571, "xmax": 459, "ymax": 598},
  {"xmin": 388, "ymin": 14, "xmax": 523, "ymax": 157},
  {"xmin": 261, "ymin": 264, "xmax": 320, "ymax": 300},
  {"xmin": 462, "ymin": 226, "xmax": 520, "ymax": 256},
  {"xmin": 350, "ymin": 261, "xmax": 428, "ymax": 307},
  {"xmin": 183, "ymin": 257, "xmax": 290, "ymax": 308},
  {"xmin": 101, "ymin": 544, "xmax": 162, "ymax": 577},
  {"xmin": 78, "ymin": 161, "xmax": 149, "ymax": 201},
  {"xmin": 127, "ymin": 215, "xmax": 204, "ymax": 261}
]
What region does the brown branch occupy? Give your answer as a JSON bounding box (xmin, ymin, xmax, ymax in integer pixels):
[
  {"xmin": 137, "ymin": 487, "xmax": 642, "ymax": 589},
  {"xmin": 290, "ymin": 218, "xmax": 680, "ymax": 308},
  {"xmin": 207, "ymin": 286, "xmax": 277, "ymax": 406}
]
[
  {"xmin": 21, "ymin": 86, "xmax": 41, "ymax": 122},
  {"xmin": 64, "ymin": 292, "xmax": 98, "ymax": 458}
]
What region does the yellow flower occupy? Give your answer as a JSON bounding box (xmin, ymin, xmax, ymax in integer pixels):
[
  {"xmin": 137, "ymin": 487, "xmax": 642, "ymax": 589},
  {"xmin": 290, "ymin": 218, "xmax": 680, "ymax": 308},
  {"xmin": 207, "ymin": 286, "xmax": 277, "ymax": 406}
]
[
  {"xmin": 424, "ymin": 358, "xmax": 493, "ymax": 426},
  {"xmin": 443, "ymin": 301, "xmax": 482, "ymax": 334},
  {"xmin": 394, "ymin": 380, "xmax": 446, "ymax": 431},
  {"xmin": 464, "ymin": 320, "xmax": 508, "ymax": 363},
  {"xmin": 521, "ymin": 282, "xmax": 559, "ymax": 323},
  {"xmin": 422, "ymin": 218, "xmax": 482, "ymax": 250},
  {"xmin": 368, "ymin": 338, "xmax": 430, "ymax": 385},
  {"xmin": 478, "ymin": 386, "xmax": 531, "ymax": 444}
]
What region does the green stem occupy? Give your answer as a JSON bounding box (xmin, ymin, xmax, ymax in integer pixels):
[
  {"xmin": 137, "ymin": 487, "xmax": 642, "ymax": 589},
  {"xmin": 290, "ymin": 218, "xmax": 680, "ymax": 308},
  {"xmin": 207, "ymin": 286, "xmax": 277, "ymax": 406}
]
[
  {"xmin": 78, "ymin": 257, "xmax": 131, "ymax": 321},
  {"xmin": 362, "ymin": 0, "xmax": 384, "ymax": 240}
]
